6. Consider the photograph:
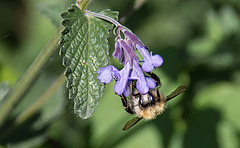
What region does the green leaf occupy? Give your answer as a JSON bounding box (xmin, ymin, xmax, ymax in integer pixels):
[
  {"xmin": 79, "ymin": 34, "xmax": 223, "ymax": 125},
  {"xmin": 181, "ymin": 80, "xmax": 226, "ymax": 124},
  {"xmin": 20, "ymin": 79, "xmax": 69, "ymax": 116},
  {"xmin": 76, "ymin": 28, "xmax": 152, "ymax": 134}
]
[{"xmin": 60, "ymin": 5, "xmax": 118, "ymax": 119}]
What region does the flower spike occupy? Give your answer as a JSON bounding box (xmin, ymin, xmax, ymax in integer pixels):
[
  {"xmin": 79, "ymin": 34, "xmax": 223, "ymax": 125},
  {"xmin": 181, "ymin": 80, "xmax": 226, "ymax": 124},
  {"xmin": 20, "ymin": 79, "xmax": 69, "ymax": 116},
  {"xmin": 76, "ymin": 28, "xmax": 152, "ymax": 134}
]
[{"xmin": 90, "ymin": 11, "xmax": 164, "ymax": 96}]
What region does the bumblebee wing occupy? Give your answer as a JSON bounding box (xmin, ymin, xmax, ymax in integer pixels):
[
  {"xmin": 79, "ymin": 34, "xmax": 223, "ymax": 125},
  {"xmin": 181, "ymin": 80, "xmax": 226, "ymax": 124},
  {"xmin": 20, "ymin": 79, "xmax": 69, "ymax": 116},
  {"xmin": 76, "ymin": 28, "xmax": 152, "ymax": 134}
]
[
  {"xmin": 165, "ymin": 85, "xmax": 187, "ymax": 102},
  {"xmin": 122, "ymin": 117, "xmax": 142, "ymax": 131}
]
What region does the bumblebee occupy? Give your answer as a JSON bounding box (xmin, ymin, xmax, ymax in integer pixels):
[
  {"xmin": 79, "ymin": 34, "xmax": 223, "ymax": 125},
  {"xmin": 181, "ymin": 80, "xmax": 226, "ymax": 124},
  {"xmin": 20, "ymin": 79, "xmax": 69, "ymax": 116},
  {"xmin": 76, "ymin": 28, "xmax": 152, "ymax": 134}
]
[{"xmin": 120, "ymin": 73, "xmax": 186, "ymax": 130}]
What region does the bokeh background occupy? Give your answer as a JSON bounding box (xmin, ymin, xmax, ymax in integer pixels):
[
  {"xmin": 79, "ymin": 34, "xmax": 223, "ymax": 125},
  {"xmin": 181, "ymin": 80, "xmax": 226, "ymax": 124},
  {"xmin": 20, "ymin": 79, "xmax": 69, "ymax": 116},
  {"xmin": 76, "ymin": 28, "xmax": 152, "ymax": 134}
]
[{"xmin": 1, "ymin": 0, "xmax": 240, "ymax": 147}]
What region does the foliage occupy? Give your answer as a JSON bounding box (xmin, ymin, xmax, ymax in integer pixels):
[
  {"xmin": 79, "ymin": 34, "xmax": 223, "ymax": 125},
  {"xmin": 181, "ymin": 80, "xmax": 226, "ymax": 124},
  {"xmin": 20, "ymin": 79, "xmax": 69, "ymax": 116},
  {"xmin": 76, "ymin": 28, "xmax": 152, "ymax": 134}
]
[{"xmin": 0, "ymin": 0, "xmax": 240, "ymax": 148}]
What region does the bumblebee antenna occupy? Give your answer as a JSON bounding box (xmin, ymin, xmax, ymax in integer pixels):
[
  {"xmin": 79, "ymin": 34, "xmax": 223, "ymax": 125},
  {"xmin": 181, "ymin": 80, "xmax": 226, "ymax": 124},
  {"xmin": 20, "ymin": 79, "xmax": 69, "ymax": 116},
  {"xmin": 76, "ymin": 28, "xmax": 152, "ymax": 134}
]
[{"xmin": 165, "ymin": 85, "xmax": 187, "ymax": 102}]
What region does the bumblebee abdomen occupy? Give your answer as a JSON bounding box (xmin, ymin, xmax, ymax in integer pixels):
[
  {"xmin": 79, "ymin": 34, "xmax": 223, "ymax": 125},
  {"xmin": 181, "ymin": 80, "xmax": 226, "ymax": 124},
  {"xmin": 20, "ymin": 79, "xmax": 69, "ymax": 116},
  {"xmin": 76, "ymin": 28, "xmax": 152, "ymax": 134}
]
[{"xmin": 134, "ymin": 101, "xmax": 165, "ymax": 120}]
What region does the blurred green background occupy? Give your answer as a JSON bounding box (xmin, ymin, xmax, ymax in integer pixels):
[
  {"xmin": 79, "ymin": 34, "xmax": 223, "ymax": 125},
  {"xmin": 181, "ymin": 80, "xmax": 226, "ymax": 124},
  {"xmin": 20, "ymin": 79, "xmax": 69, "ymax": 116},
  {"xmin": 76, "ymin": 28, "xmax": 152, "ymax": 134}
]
[{"xmin": 1, "ymin": 0, "xmax": 240, "ymax": 147}]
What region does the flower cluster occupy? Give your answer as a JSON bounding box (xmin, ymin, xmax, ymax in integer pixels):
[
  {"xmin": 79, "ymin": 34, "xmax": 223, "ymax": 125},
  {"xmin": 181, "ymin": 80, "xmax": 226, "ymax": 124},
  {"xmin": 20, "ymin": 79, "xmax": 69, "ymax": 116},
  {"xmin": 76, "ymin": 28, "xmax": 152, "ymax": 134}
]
[{"xmin": 97, "ymin": 27, "xmax": 163, "ymax": 97}]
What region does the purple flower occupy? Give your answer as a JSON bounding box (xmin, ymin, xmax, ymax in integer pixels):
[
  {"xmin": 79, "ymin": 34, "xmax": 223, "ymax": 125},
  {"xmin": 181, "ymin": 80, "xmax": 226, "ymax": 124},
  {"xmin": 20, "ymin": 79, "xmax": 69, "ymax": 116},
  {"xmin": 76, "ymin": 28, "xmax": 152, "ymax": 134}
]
[
  {"xmin": 120, "ymin": 40, "xmax": 138, "ymax": 65},
  {"xmin": 97, "ymin": 65, "xmax": 119, "ymax": 83},
  {"xmin": 128, "ymin": 60, "xmax": 157, "ymax": 94},
  {"xmin": 124, "ymin": 31, "xmax": 144, "ymax": 47},
  {"xmin": 114, "ymin": 62, "xmax": 131, "ymax": 96},
  {"xmin": 145, "ymin": 77, "xmax": 156, "ymax": 89},
  {"xmin": 136, "ymin": 44, "xmax": 163, "ymax": 72},
  {"xmin": 129, "ymin": 60, "xmax": 148, "ymax": 94},
  {"xmin": 112, "ymin": 39, "xmax": 122, "ymax": 61},
  {"xmin": 123, "ymin": 31, "xmax": 164, "ymax": 72},
  {"xmin": 98, "ymin": 28, "xmax": 163, "ymax": 96},
  {"xmin": 97, "ymin": 62, "xmax": 131, "ymax": 97},
  {"xmin": 112, "ymin": 38, "xmax": 138, "ymax": 65}
]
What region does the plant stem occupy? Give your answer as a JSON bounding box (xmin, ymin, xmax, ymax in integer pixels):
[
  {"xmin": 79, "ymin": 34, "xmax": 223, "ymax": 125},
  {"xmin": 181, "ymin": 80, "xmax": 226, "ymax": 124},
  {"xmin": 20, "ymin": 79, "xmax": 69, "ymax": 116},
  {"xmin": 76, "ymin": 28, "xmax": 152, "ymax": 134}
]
[
  {"xmin": 0, "ymin": 25, "xmax": 64, "ymax": 127},
  {"xmin": 15, "ymin": 74, "xmax": 65, "ymax": 126},
  {"xmin": 85, "ymin": 10, "xmax": 125, "ymax": 31}
]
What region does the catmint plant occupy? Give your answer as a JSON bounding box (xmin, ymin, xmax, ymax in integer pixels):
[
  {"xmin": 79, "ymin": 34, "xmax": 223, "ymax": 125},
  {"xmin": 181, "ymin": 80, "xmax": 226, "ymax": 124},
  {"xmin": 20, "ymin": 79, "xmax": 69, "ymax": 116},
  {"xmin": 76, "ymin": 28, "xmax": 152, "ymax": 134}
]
[
  {"xmin": 97, "ymin": 28, "xmax": 164, "ymax": 97},
  {"xmin": 59, "ymin": 0, "xmax": 165, "ymax": 119},
  {"xmin": 79, "ymin": 4, "xmax": 164, "ymax": 97}
]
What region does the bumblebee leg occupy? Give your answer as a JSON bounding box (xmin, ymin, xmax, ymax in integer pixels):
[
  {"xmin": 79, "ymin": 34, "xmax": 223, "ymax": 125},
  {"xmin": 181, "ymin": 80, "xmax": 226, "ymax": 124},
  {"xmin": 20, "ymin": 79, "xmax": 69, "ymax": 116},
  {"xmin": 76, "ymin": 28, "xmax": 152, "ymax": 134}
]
[
  {"xmin": 147, "ymin": 72, "xmax": 161, "ymax": 88},
  {"xmin": 120, "ymin": 95, "xmax": 134, "ymax": 114},
  {"xmin": 120, "ymin": 95, "xmax": 128, "ymax": 107},
  {"xmin": 130, "ymin": 81, "xmax": 140, "ymax": 96},
  {"xmin": 129, "ymin": 81, "xmax": 134, "ymax": 94},
  {"xmin": 125, "ymin": 107, "xmax": 134, "ymax": 114}
]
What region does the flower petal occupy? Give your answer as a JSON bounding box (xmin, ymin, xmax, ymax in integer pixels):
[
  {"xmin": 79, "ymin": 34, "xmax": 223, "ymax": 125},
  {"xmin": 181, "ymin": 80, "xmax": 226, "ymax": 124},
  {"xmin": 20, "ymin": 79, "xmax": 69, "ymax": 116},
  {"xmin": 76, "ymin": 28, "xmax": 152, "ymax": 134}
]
[
  {"xmin": 97, "ymin": 65, "xmax": 118, "ymax": 83},
  {"xmin": 146, "ymin": 77, "xmax": 156, "ymax": 89},
  {"xmin": 136, "ymin": 45, "xmax": 163, "ymax": 72},
  {"xmin": 142, "ymin": 61, "xmax": 154, "ymax": 73},
  {"xmin": 112, "ymin": 39, "xmax": 122, "ymax": 61},
  {"xmin": 151, "ymin": 54, "xmax": 163, "ymax": 67},
  {"xmin": 130, "ymin": 60, "xmax": 149, "ymax": 94},
  {"xmin": 114, "ymin": 62, "xmax": 131, "ymax": 95},
  {"xmin": 124, "ymin": 31, "xmax": 144, "ymax": 47},
  {"xmin": 123, "ymin": 83, "xmax": 130, "ymax": 97},
  {"xmin": 120, "ymin": 40, "xmax": 138, "ymax": 63},
  {"xmin": 136, "ymin": 80, "xmax": 148, "ymax": 94}
]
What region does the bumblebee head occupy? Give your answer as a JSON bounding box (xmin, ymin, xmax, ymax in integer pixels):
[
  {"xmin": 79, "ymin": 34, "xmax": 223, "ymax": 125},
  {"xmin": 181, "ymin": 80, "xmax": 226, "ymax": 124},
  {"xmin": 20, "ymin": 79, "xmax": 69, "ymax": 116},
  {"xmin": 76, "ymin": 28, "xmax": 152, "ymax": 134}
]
[{"xmin": 131, "ymin": 89, "xmax": 166, "ymax": 120}]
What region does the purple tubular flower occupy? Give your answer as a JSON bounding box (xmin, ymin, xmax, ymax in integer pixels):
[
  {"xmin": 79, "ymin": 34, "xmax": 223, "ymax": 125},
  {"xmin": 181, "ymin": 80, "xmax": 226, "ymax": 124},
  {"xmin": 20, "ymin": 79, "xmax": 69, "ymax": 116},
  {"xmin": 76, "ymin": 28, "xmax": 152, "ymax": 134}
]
[
  {"xmin": 114, "ymin": 62, "xmax": 131, "ymax": 96},
  {"xmin": 120, "ymin": 40, "xmax": 138, "ymax": 64},
  {"xmin": 97, "ymin": 65, "xmax": 119, "ymax": 83},
  {"xmin": 126, "ymin": 38, "xmax": 134, "ymax": 49},
  {"xmin": 130, "ymin": 60, "xmax": 149, "ymax": 94},
  {"xmin": 123, "ymin": 30, "xmax": 163, "ymax": 72},
  {"xmin": 123, "ymin": 82, "xmax": 130, "ymax": 97},
  {"xmin": 97, "ymin": 63, "xmax": 131, "ymax": 97},
  {"xmin": 124, "ymin": 31, "xmax": 144, "ymax": 47},
  {"xmin": 136, "ymin": 44, "xmax": 163, "ymax": 72},
  {"xmin": 122, "ymin": 47, "xmax": 131, "ymax": 65},
  {"xmin": 112, "ymin": 39, "xmax": 122, "ymax": 61}
]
